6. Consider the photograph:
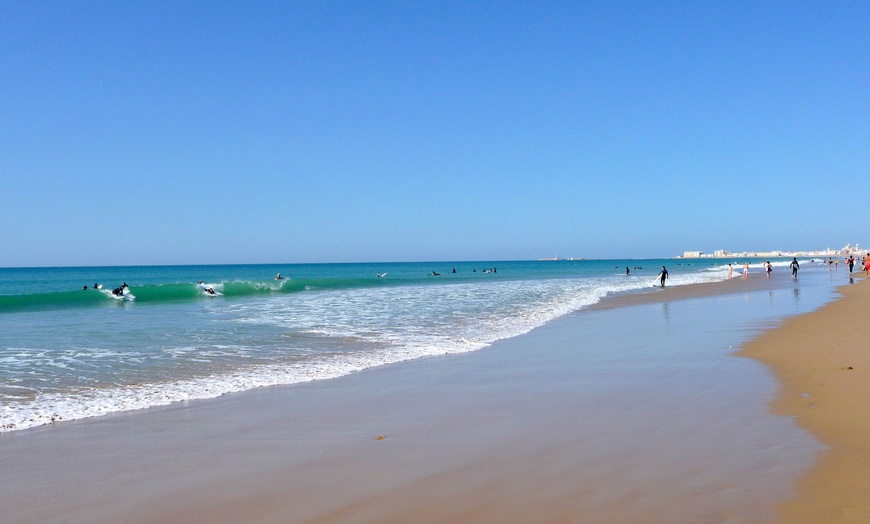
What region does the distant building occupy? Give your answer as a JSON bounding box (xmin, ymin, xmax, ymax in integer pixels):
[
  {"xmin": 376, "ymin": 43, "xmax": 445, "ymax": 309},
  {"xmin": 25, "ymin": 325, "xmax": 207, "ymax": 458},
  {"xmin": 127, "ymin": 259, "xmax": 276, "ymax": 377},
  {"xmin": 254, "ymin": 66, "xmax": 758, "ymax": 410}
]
[{"xmin": 679, "ymin": 246, "xmax": 862, "ymax": 259}]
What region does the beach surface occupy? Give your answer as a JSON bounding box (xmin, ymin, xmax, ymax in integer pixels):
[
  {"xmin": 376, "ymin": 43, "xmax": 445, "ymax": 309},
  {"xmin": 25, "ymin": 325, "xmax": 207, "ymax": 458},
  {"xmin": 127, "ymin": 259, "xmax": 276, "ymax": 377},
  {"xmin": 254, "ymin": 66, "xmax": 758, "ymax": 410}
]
[
  {"xmin": 741, "ymin": 275, "xmax": 870, "ymax": 523},
  {"xmin": 0, "ymin": 269, "xmax": 857, "ymax": 523}
]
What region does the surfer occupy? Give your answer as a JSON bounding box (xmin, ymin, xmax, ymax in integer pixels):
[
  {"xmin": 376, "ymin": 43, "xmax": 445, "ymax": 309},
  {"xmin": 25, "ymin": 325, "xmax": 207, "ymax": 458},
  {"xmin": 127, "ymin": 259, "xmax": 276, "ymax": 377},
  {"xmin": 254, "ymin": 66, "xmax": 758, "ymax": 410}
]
[
  {"xmin": 112, "ymin": 283, "xmax": 128, "ymax": 297},
  {"xmin": 790, "ymin": 258, "xmax": 800, "ymax": 279},
  {"xmin": 275, "ymin": 273, "xmax": 284, "ymax": 280},
  {"xmin": 432, "ymin": 271, "xmax": 442, "ymax": 276},
  {"xmin": 205, "ymin": 287, "xmax": 216, "ymax": 295},
  {"xmin": 93, "ymin": 283, "xmax": 100, "ymax": 289},
  {"xmin": 625, "ymin": 266, "xmax": 630, "ymax": 275},
  {"xmin": 83, "ymin": 285, "xmax": 88, "ymax": 290},
  {"xmin": 658, "ymin": 266, "xmax": 668, "ymax": 287},
  {"xmin": 377, "ymin": 272, "xmax": 387, "ymax": 278}
]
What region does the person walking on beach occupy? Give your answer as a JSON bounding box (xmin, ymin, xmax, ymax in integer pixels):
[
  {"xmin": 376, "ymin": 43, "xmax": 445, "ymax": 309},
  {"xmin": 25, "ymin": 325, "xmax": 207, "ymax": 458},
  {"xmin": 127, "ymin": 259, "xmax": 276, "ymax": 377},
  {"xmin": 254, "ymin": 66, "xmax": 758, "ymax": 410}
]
[
  {"xmin": 790, "ymin": 257, "xmax": 800, "ymax": 280},
  {"xmin": 742, "ymin": 262, "xmax": 749, "ymax": 279},
  {"xmin": 658, "ymin": 266, "xmax": 668, "ymax": 287},
  {"xmin": 766, "ymin": 261, "xmax": 772, "ymax": 279},
  {"xmin": 848, "ymin": 255, "xmax": 855, "ymax": 273},
  {"xmin": 728, "ymin": 264, "xmax": 733, "ymax": 279}
]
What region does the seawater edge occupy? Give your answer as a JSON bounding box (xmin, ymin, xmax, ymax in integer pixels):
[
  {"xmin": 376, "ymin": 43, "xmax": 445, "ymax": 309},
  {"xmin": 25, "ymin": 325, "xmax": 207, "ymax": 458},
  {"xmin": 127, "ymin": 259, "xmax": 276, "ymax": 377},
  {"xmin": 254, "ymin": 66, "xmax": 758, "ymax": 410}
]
[
  {"xmin": 0, "ymin": 258, "xmax": 835, "ymax": 432},
  {"xmin": 0, "ymin": 262, "xmax": 846, "ymax": 522}
]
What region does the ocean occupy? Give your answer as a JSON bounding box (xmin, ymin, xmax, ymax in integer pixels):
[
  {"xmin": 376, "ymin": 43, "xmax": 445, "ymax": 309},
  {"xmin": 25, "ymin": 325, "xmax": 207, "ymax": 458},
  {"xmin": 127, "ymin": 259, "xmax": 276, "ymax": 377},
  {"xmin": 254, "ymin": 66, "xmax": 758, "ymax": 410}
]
[{"xmin": 0, "ymin": 258, "xmax": 821, "ymax": 432}]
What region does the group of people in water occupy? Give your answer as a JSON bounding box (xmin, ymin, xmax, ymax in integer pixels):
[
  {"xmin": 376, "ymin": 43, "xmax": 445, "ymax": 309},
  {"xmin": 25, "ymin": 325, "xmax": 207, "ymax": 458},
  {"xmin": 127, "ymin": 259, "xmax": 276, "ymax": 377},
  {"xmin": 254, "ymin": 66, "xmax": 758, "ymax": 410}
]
[
  {"xmin": 726, "ymin": 259, "xmax": 801, "ymax": 280},
  {"xmin": 81, "ymin": 282, "xmax": 128, "ymax": 296},
  {"xmin": 722, "ymin": 255, "xmax": 870, "ymax": 281},
  {"xmin": 832, "ymin": 254, "xmax": 870, "ymax": 276},
  {"xmin": 431, "ymin": 267, "xmax": 497, "ymax": 276},
  {"xmin": 815, "ymin": 255, "xmax": 868, "ymax": 273}
]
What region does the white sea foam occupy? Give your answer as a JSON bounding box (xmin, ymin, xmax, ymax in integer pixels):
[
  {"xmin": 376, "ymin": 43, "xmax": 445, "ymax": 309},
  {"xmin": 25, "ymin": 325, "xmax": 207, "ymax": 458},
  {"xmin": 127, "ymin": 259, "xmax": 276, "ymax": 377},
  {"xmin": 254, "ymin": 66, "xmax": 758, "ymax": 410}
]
[{"xmin": 1, "ymin": 271, "xmax": 731, "ymax": 432}]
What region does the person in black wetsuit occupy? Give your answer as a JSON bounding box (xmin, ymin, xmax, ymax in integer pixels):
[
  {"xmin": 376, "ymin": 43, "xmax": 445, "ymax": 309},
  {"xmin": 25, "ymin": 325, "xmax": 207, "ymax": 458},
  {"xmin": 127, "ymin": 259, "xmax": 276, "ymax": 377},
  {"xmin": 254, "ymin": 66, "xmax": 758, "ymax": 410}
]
[{"xmin": 658, "ymin": 266, "xmax": 668, "ymax": 287}]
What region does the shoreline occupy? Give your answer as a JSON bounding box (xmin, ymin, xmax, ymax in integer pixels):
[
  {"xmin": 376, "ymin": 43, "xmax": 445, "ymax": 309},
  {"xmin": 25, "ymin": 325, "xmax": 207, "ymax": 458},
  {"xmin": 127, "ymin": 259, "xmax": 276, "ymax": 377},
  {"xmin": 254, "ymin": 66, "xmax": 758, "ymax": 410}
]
[
  {"xmin": 588, "ymin": 268, "xmax": 803, "ymax": 310},
  {"xmin": 739, "ymin": 276, "xmax": 870, "ymax": 522},
  {"xmin": 0, "ymin": 269, "xmax": 856, "ymax": 522}
]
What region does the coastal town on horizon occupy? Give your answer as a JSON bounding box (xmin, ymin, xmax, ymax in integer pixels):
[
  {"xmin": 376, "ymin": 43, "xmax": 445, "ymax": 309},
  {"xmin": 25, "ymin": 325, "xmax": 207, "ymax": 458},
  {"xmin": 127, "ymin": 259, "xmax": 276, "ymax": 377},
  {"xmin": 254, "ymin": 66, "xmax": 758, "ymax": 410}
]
[
  {"xmin": 677, "ymin": 243, "xmax": 865, "ymax": 259},
  {"xmin": 538, "ymin": 244, "xmax": 866, "ymax": 262}
]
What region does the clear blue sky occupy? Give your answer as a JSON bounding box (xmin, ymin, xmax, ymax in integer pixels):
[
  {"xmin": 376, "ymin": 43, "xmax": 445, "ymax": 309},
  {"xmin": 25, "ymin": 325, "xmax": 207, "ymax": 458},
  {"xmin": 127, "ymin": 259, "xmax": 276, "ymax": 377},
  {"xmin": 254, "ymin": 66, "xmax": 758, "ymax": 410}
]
[{"xmin": 1, "ymin": 1, "xmax": 867, "ymax": 266}]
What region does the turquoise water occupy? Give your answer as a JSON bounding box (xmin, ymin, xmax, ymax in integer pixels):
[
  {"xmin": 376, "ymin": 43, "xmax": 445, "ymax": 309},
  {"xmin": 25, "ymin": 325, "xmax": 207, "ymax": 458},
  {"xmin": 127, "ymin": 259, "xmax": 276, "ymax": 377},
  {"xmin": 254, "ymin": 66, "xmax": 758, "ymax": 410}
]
[
  {"xmin": 0, "ymin": 259, "xmax": 725, "ymax": 310},
  {"xmin": 0, "ymin": 258, "xmax": 821, "ymax": 432}
]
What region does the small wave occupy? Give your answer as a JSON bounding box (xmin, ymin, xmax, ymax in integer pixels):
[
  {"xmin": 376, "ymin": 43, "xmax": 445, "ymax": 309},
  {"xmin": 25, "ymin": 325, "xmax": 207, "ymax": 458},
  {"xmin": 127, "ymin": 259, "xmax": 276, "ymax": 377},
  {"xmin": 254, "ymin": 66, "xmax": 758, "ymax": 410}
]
[
  {"xmin": 0, "ymin": 265, "xmax": 738, "ymax": 432},
  {"xmin": 0, "ymin": 277, "xmax": 378, "ymax": 313}
]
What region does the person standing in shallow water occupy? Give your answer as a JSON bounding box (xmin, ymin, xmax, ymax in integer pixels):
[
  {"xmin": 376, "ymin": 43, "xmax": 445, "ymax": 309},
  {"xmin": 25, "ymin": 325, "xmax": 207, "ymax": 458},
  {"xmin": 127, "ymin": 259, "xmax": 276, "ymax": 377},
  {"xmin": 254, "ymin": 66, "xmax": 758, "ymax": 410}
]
[
  {"xmin": 658, "ymin": 266, "xmax": 668, "ymax": 287},
  {"xmin": 790, "ymin": 257, "xmax": 800, "ymax": 279}
]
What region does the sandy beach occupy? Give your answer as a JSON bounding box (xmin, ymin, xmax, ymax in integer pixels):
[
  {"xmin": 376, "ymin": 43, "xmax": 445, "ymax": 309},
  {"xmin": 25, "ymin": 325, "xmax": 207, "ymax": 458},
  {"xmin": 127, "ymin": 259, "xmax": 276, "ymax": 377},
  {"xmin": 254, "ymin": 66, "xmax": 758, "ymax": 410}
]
[
  {"xmin": 0, "ymin": 268, "xmax": 862, "ymax": 523},
  {"xmin": 740, "ymin": 276, "xmax": 870, "ymax": 523}
]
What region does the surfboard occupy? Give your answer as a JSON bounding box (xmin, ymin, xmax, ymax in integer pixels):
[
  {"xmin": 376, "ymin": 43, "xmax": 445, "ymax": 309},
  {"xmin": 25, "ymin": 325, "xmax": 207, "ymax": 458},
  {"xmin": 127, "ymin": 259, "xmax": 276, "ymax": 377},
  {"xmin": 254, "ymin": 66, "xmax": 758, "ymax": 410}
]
[{"xmin": 104, "ymin": 288, "xmax": 135, "ymax": 301}]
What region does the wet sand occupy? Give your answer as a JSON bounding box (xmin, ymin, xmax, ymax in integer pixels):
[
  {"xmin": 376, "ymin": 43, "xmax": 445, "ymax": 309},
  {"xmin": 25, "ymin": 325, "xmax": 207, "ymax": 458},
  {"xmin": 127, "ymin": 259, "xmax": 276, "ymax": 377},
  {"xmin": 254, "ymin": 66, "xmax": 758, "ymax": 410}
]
[
  {"xmin": 587, "ymin": 269, "xmax": 799, "ymax": 310},
  {"xmin": 0, "ymin": 269, "xmax": 856, "ymax": 523},
  {"xmin": 740, "ymin": 275, "xmax": 870, "ymax": 523}
]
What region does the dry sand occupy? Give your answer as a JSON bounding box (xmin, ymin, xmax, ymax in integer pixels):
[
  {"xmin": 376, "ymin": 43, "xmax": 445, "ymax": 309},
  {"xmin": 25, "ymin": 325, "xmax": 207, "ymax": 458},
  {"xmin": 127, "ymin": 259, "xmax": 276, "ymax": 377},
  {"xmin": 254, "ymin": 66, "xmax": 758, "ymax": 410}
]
[{"xmin": 740, "ymin": 277, "xmax": 870, "ymax": 523}]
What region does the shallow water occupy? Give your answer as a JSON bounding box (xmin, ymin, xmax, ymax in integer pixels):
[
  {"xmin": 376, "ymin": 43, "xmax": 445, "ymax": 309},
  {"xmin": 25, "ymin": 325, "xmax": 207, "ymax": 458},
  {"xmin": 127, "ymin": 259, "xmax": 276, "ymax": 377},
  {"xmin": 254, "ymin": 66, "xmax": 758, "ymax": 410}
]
[{"xmin": 0, "ymin": 258, "xmax": 837, "ymax": 432}]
